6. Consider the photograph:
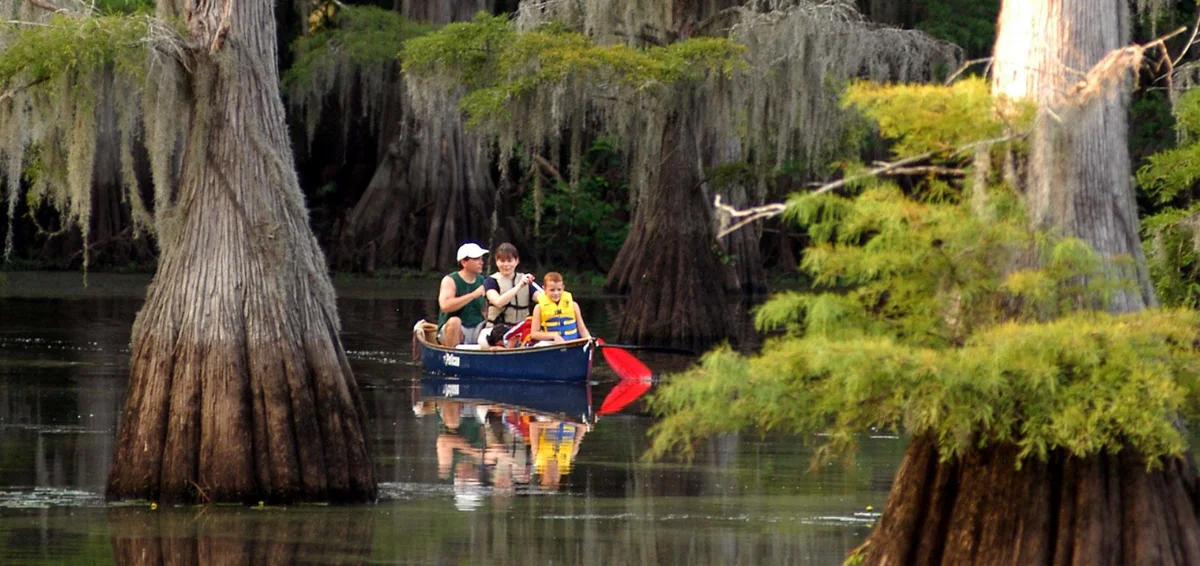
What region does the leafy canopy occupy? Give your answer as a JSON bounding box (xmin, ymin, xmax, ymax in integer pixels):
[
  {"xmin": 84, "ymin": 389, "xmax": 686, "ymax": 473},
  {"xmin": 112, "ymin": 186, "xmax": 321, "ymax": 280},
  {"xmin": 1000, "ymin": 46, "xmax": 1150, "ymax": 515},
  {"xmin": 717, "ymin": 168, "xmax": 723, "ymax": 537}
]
[
  {"xmin": 0, "ymin": 13, "xmax": 158, "ymax": 89},
  {"xmin": 402, "ymin": 13, "xmax": 746, "ymax": 129},
  {"xmin": 1136, "ymin": 88, "xmax": 1200, "ymax": 308},
  {"xmin": 283, "ymin": 5, "xmax": 430, "ymax": 92},
  {"xmin": 648, "ymin": 80, "xmax": 1200, "ymax": 468}
]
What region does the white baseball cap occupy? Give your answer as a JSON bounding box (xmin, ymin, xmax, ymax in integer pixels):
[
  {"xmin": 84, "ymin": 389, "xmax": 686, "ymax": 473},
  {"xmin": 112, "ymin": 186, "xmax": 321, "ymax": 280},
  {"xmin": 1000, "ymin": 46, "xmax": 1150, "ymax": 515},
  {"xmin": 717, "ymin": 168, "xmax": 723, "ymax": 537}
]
[{"xmin": 456, "ymin": 242, "xmax": 488, "ymax": 261}]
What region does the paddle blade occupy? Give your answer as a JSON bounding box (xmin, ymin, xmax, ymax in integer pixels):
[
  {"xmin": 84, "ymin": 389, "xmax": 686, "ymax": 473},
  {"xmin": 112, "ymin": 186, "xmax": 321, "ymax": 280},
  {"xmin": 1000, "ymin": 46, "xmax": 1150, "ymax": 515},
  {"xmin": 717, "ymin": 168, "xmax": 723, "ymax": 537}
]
[
  {"xmin": 504, "ymin": 317, "xmax": 532, "ymax": 345},
  {"xmin": 597, "ymin": 338, "xmax": 652, "ymax": 381},
  {"xmin": 598, "ymin": 378, "xmax": 652, "ymax": 415}
]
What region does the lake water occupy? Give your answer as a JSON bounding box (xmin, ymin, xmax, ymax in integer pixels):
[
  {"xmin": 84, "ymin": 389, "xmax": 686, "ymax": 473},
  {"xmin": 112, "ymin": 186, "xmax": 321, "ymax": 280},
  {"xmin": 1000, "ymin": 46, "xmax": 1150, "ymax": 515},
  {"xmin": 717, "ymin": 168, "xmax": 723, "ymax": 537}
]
[{"xmin": 0, "ymin": 273, "xmax": 905, "ymax": 565}]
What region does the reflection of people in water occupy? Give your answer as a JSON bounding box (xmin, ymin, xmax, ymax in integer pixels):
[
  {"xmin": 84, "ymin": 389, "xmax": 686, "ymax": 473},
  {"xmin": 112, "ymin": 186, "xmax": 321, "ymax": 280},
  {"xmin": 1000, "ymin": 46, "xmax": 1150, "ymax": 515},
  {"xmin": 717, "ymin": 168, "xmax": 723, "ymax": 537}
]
[
  {"xmin": 528, "ymin": 418, "xmax": 587, "ymax": 491},
  {"xmin": 422, "ymin": 398, "xmax": 590, "ymax": 503}
]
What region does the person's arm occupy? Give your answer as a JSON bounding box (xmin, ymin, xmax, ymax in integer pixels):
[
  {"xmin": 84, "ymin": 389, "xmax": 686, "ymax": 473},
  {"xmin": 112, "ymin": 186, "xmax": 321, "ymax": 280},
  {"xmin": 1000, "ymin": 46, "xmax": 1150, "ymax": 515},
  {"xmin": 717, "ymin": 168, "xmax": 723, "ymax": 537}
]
[
  {"xmin": 572, "ymin": 302, "xmax": 591, "ymax": 340},
  {"xmin": 487, "ymin": 274, "xmax": 534, "ymax": 309},
  {"xmin": 528, "ymin": 305, "xmax": 564, "ymax": 343},
  {"xmin": 438, "ymin": 275, "xmax": 484, "ymax": 313}
]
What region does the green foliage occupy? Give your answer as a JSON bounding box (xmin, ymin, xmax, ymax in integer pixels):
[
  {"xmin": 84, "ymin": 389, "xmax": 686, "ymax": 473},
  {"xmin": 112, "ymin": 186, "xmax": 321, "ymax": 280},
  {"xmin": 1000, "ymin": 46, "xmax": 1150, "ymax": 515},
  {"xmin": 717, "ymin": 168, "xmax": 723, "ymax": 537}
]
[
  {"xmin": 1137, "ymin": 89, "xmax": 1200, "ymax": 308},
  {"xmin": 843, "ymin": 78, "xmax": 1033, "ymax": 157},
  {"xmin": 92, "ymin": 0, "xmax": 154, "ymax": 15},
  {"xmin": 521, "ymin": 138, "xmax": 629, "ymax": 270},
  {"xmin": 283, "ymin": 6, "xmax": 430, "ymax": 90},
  {"xmin": 650, "ymin": 309, "xmax": 1200, "ymax": 466},
  {"xmin": 916, "ymin": 0, "xmax": 1000, "ymax": 59},
  {"xmin": 402, "ymin": 13, "xmax": 746, "ymax": 128},
  {"xmin": 649, "ymin": 79, "xmax": 1200, "ymax": 469},
  {"xmin": 0, "ymin": 14, "xmax": 156, "ymax": 87}
]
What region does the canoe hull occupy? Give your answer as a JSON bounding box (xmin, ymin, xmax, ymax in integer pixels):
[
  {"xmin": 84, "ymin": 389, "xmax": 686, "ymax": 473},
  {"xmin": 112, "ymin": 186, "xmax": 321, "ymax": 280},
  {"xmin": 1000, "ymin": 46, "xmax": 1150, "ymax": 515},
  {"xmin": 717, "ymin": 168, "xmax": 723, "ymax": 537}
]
[
  {"xmin": 414, "ymin": 320, "xmax": 593, "ymax": 383},
  {"xmin": 418, "ymin": 376, "xmax": 593, "ymax": 423}
]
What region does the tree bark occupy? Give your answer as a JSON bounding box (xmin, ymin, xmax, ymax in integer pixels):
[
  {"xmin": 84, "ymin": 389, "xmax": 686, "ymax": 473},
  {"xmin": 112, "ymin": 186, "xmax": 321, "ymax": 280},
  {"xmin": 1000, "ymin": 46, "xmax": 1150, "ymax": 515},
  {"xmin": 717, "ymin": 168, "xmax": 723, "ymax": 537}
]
[
  {"xmin": 992, "ymin": 0, "xmax": 1155, "ymax": 312},
  {"xmin": 106, "ymin": 0, "xmax": 375, "ymax": 503},
  {"xmin": 332, "ymin": 2, "xmax": 497, "ymax": 274},
  {"xmin": 858, "ymin": 2, "xmax": 1198, "ymax": 562},
  {"xmin": 605, "ymin": 97, "xmax": 736, "ymax": 349},
  {"xmin": 863, "ymin": 435, "xmax": 1200, "ymax": 565}
]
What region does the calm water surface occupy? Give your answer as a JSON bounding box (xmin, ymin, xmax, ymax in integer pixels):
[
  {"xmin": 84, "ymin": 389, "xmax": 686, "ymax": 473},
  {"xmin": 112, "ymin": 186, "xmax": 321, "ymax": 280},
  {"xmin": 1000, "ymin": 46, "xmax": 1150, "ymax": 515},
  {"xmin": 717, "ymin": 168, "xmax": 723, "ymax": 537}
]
[{"xmin": 0, "ymin": 274, "xmax": 905, "ymax": 565}]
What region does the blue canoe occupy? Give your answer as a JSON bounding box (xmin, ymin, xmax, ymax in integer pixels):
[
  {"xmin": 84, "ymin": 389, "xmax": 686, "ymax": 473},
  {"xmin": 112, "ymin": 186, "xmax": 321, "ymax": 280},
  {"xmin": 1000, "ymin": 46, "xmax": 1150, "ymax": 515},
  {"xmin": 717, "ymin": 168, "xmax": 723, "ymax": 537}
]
[
  {"xmin": 418, "ymin": 375, "xmax": 594, "ymax": 424},
  {"xmin": 413, "ymin": 320, "xmax": 594, "ymax": 383}
]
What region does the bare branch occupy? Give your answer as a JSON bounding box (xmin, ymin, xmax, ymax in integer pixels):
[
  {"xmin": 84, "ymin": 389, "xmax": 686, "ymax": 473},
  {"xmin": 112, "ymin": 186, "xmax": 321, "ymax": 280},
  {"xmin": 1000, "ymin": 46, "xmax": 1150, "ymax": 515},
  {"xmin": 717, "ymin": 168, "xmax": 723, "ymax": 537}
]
[
  {"xmin": 0, "ymin": 76, "xmax": 49, "ymax": 103},
  {"xmin": 713, "ymin": 135, "xmax": 1019, "ymax": 239},
  {"xmin": 26, "ymin": 0, "xmax": 58, "ymax": 12},
  {"xmin": 945, "ymin": 57, "xmax": 992, "ymax": 85},
  {"xmin": 715, "ymin": 195, "xmax": 785, "ymax": 239}
]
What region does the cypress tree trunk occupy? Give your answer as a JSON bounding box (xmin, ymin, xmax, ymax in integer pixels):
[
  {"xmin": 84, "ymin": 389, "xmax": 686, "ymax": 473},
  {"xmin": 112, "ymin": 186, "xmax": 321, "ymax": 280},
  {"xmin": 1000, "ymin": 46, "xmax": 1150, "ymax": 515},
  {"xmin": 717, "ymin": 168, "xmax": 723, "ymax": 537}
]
[
  {"xmin": 106, "ymin": 0, "xmax": 375, "ymax": 503},
  {"xmin": 605, "ymin": 97, "xmax": 735, "ymax": 349},
  {"xmin": 859, "ymin": 1, "xmax": 1199, "ymax": 562},
  {"xmin": 603, "ymin": 0, "xmax": 747, "ymax": 348},
  {"xmin": 991, "ymin": 0, "xmax": 1155, "ymax": 313},
  {"xmin": 333, "ymin": 1, "xmax": 496, "ymax": 273}
]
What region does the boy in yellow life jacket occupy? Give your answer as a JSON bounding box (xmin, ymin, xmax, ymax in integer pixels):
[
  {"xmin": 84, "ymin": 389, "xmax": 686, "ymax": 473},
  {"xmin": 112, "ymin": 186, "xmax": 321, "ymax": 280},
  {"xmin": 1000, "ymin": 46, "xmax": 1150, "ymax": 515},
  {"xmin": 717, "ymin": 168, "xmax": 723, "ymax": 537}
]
[{"xmin": 529, "ymin": 272, "xmax": 591, "ymax": 343}]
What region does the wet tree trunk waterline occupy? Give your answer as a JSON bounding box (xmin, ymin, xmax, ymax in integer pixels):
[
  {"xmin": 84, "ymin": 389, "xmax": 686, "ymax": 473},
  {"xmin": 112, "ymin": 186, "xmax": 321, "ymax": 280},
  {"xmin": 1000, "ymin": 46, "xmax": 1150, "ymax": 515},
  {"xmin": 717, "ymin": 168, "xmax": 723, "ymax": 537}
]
[
  {"xmin": 106, "ymin": 0, "xmax": 375, "ymax": 503},
  {"xmin": 864, "ymin": 435, "xmax": 1200, "ymax": 564},
  {"xmin": 861, "ymin": 1, "xmax": 1199, "ymax": 563}
]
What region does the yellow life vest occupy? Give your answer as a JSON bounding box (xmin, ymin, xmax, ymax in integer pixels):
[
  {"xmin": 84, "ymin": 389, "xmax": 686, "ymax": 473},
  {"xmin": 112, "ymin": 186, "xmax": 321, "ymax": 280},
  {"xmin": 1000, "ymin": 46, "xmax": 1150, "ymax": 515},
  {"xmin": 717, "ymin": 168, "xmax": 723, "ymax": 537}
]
[{"xmin": 536, "ymin": 291, "xmax": 579, "ymax": 340}]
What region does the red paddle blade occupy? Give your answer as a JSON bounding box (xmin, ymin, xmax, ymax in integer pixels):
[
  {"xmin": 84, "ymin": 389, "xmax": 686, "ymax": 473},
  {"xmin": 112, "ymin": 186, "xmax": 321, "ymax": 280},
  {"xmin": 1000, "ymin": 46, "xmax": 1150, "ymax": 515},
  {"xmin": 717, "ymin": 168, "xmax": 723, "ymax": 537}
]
[
  {"xmin": 597, "ymin": 337, "xmax": 652, "ymax": 381},
  {"xmin": 598, "ymin": 378, "xmax": 652, "ymax": 415},
  {"xmin": 505, "ymin": 318, "xmax": 532, "ymax": 342}
]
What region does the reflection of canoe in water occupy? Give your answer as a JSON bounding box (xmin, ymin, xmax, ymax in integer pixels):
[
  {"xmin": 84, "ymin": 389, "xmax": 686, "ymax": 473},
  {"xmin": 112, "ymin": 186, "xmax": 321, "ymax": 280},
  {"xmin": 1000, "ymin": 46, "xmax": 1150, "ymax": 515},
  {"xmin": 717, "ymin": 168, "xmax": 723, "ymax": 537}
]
[
  {"xmin": 418, "ymin": 375, "xmax": 594, "ymax": 424},
  {"xmin": 413, "ymin": 320, "xmax": 593, "ymax": 383}
]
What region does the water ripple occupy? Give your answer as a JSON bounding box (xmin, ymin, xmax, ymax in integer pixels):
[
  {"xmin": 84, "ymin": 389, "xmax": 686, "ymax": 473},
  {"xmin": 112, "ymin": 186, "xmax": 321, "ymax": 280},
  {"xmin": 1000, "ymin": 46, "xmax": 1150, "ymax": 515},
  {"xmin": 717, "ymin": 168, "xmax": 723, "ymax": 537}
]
[{"xmin": 0, "ymin": 487, "xmax": 104, "ymax": 508}]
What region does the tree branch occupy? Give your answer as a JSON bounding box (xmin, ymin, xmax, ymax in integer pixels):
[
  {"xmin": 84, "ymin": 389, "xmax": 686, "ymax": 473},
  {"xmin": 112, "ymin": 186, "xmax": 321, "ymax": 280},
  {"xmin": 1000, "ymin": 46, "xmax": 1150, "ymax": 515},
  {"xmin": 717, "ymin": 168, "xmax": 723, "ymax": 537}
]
[{"xmin": 713, "ymin": 135, "xmax": 1017, "ymax": 239}]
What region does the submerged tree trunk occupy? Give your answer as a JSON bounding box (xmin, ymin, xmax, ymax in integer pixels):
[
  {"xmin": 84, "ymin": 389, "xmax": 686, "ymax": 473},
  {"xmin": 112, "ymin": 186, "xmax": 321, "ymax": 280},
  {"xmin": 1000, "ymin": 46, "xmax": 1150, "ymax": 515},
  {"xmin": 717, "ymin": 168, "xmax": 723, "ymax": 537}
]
[
  {"xmin": 107, "ymin": 0, "xmax": 374, "ymax": 503},
  {"xmin": 859, "ymin": 1, "xmax": 1196, "ymax": 562},
  {"xmin": 333, "ymin": 1, "xmax": 496, "ymax": 273},
  {"xmin": 864, "ymin": 434, "xmax": 1200, "ymax": 565},
  {"xmin": 605, "ymin": 98, "xmax": 736, "ymax": 349}
]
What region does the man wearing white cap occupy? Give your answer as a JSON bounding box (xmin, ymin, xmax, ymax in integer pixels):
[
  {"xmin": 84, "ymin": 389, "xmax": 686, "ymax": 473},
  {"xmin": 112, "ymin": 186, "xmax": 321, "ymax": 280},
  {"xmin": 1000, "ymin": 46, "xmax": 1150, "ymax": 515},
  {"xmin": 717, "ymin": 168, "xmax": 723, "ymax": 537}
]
[{"xmin": 437, "ymin": 242, "xmax": 489, "ymax": 347}]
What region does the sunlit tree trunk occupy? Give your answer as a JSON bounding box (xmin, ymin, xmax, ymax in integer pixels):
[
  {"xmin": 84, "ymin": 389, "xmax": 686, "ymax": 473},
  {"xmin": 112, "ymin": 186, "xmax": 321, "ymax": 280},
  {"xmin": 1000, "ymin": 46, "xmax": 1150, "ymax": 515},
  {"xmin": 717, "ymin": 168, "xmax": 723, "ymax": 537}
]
[
  {"xmin": 991, "ymin": 0, "xmax": 1155, "ymax": 312},
  {"xmin": 106, "ymin": 0, "xmax": 375, "ymax": 503},
  {"xmin": 860, "ymin": 1, "xmax": 1200, "ymax": 563}
]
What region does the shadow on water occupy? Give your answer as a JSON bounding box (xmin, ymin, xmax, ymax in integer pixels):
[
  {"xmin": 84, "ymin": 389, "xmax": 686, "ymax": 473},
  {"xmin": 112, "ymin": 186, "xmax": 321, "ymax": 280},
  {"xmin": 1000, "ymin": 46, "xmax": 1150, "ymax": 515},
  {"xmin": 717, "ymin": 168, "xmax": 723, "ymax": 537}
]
[{"xmin": 0, "ymin": 272, "xmax": 905, "ymax": 565}]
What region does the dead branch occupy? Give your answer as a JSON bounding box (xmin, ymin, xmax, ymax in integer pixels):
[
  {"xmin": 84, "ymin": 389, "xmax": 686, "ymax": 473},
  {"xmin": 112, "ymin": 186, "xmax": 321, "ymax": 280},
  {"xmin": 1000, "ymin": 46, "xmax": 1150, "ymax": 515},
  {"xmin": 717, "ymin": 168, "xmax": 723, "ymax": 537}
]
[
  {"xmin": 26, "ymin": 0, "xmax": 58, "ymax": 12},
  {"xmin": 532, "ymin": 154, "xmax": 566, "ymax": 186},
  {"xmin": 714, "ymin": 135, "xmax": 1017, "ymax": 239},
  {"xmin": 0, "ymin": 76, "xmax": 49, "ymax": 103}
]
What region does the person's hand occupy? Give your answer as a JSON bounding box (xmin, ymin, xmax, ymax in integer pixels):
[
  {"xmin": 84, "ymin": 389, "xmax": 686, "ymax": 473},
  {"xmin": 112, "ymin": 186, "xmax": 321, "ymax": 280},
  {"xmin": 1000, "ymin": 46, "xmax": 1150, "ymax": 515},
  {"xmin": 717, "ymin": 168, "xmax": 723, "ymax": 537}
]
[
  {"xmin": 521, "ymin": 274, "xmax": 535, "ymax": 287},
  {"xmin": 475, "ymin": 286, "xmax": 487, "ymax": 298},
  {"xmin": 553, "ymin": 334, "xmax": 566, "ymax": 343}
]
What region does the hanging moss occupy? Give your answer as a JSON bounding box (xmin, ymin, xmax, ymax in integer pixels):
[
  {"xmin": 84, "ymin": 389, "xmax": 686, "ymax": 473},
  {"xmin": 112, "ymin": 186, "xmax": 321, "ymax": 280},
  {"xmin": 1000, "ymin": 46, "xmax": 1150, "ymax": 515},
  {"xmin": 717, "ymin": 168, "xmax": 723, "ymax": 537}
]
[
  {"xmin": 282, "ymin": 6, "xmax": 431, "ymax": 145},
  {"xmin": 0, "ymin": 10, "xmax": 184, "ymax": 264}
]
